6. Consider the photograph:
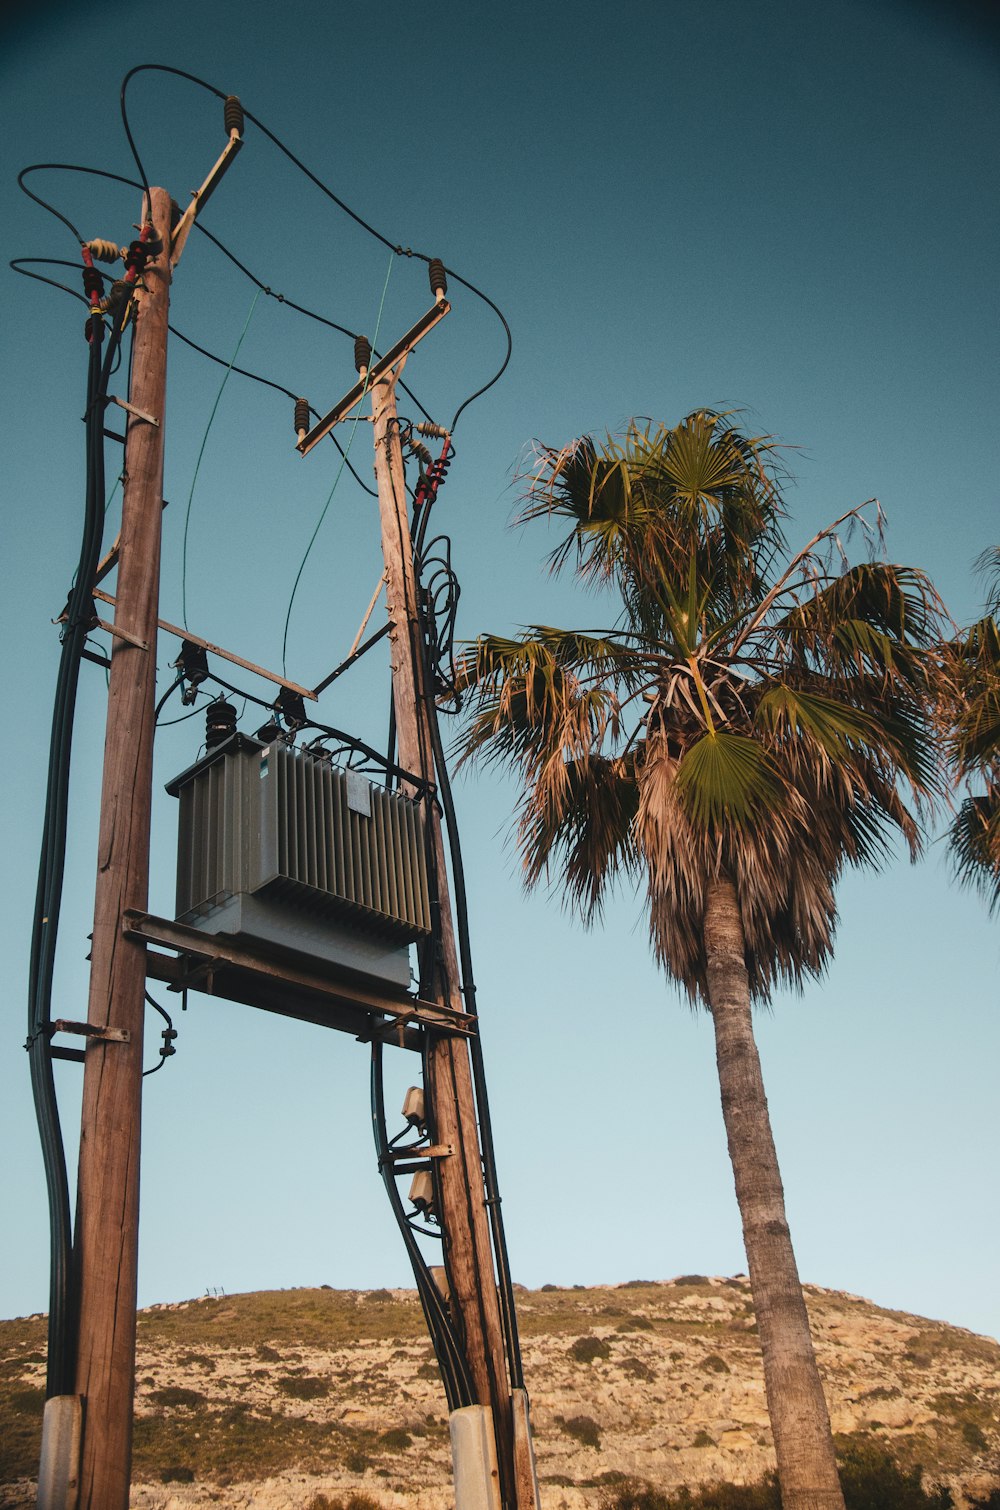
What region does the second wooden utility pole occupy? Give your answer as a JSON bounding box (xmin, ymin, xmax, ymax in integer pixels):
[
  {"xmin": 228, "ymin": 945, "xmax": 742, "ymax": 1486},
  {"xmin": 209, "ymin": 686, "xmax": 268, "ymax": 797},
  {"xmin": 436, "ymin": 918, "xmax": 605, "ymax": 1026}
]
[
  {"xmin": 370, "ymin": 366, "xmax": 519, "ymax": 1506},
  {"xmin": 72, "ymin": 186, "xmax": 172, "ymax": 1510}
]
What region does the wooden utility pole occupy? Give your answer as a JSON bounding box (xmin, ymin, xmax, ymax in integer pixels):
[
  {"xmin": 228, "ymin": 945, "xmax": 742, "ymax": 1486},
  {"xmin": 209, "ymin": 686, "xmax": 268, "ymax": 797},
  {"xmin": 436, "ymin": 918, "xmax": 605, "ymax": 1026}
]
[
  {"xmin": 72, "ymin": 186, "xmax": 172, "ymax": 1510},
  {"xmin": 370, "ymin": 369, "xmax": 517, "ymax": 1500}
]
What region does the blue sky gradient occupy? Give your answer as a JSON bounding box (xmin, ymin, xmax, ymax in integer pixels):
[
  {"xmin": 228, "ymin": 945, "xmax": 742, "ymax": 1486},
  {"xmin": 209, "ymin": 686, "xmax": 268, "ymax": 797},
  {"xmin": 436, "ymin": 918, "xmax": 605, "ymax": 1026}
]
[{"xmin": 2, "ymin": 0, "xmax": 998, "ymax": 1342}]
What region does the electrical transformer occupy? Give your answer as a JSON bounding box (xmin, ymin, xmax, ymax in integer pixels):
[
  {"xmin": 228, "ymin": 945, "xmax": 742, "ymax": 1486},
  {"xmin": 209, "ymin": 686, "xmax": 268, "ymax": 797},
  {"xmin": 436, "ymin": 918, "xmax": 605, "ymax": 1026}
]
[{"xmin": 167, "ymin": 735, "xmax": 432, "ymax": 989}]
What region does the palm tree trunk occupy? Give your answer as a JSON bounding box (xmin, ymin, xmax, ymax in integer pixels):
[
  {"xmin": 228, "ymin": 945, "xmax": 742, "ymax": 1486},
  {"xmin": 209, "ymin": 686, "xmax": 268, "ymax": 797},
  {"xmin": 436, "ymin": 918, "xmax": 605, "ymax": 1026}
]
[{"xmin": 703, "ymin": 874, "xmax": 845, "ymax": 1510}]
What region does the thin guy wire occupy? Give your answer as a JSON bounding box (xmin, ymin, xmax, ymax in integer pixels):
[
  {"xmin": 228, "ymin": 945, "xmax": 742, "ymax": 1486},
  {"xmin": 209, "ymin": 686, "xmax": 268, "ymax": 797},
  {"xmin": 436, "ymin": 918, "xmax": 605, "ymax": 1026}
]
[
  {"xmin": 181, "ymin": 287, "xmax": 262, "ymax": 628},
  {"xmin": 281, "ymin": 250, "xmax": 394, "ymax": 675}
]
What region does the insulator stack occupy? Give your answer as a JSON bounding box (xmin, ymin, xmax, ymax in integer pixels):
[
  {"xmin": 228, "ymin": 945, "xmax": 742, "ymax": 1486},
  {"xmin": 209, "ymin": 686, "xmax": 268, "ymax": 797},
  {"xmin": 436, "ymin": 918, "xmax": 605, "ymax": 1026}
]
[
  {"xmin": 82, "ymin": 266, "xmax": 104, "ymax": 299},
  {"xmin": 87, "ymin": 239, "xmax": 124, "ymax": 264},
  {"xmin": 408, "ymin": 439, "xmax": 433, "ymax": 467},
  {"xmin": 205, "ymin": 698, "xmax": 237, "ymax": 749},
  {"xmin": 416, "ymin": 422, "xmax": 449, "ymax": 440},
  {"xmin": 126, "ymin": 234, "xmax": 162, "ymax": 274},
  {"xmin": 354, "ymin": 335, "xmax": 372, "ymax": 374},
  {"xmin": 427, "ymin": 258, "xmax": 447, "ymax": 299},
  {"xmin": 294, "ymin": 397, "xmax": 311, "ymax": 437},
  {"xmin": 224, "ymin": 95, "xmax": 245, "ymax": 137}
]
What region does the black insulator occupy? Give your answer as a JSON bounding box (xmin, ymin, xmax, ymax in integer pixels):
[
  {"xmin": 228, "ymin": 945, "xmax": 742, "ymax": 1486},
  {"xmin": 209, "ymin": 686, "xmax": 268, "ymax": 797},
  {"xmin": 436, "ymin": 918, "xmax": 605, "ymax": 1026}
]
[
  {"xmin": 99, "ymin": 280, "xmax": 131, "ymax": 315},
  {"xmin": 428, "ymin": 259, "xmax": 447, "ymax": 298},
  {"xmin": 205, "ymin": 697, "xmax": 237, "ymax": 749},
  {"xmin": 84, "ymin": 313, "xmax": 104, "ymax": 344},
  {"xmin": 127, "ymin": 232, "xmax": 163, "ymax": 271},
  {"xmin": 255, "ymin": 719, "xmax": 282, "ymax": 743},
  {"xmin": 174, "ymin": 640, "xmax": 210, "ymax": 704},
  {"xmin": 354, "ymin": 335, "xmax": 372, "ymax": 374},
  {"xmin": 224, "ymin": 95, "xmax": 245, "ymax": 136},
  {"xmin": 276, "ymin": 687, "xmax": 307, "ymax": 731},
  {"xmin": 82, "ymin": 266, "xmax": 104, "ymax": 298},
  {"xmin": 294, "ymin": 397, "xmax": 311, "ymax": 435}
]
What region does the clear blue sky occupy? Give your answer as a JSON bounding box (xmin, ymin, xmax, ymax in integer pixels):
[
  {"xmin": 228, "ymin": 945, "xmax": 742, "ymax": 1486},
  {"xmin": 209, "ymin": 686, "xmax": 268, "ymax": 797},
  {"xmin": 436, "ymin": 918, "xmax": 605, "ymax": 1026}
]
[{"xmin": 2, "ymin": 0, "xmax": 998, "ymax": 1345}]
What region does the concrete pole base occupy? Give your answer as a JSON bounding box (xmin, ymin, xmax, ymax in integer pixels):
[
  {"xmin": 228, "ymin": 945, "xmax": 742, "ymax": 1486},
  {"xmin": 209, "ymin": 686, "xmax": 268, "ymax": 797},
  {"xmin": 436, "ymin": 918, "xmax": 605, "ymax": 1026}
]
[
  {"xmin": 37, "ymin": 1395, "xmax": 81, "ymax": 1510},
  {"xmin": 450, "ymin": 1404, "xmax": 503, "ymax": 1510}
]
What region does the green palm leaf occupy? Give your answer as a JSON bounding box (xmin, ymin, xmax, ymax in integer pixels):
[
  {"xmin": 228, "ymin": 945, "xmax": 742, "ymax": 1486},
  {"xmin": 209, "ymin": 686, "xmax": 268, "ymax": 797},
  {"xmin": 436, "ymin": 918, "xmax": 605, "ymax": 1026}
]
[{"xmin": 675, "ymin": 731, "xmax": 781, "ymax": 828}]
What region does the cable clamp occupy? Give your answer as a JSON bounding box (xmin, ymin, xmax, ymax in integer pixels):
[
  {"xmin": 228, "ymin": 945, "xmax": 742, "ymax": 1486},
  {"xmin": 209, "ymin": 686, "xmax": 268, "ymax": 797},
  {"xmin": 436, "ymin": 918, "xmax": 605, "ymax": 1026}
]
[
  {"xmin": 50, "ymin": 1019, "xmax": 131, "ymax": 1044},
  {"xmin": 382, "ymin": 1143, "xmax": 453, "ymax": 1164}
]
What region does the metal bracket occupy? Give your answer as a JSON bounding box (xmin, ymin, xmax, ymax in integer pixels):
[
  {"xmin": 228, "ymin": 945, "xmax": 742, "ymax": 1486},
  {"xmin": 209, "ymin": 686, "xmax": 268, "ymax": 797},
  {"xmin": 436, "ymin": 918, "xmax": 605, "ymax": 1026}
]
[
  {"xmin": 96, "ymin": 617, "xmax": 148, "ymax": 652},
  {"xmin": 51, "ymin": 1020, "xmax": 131, "ymax": 1043},
  {"xmin": 170, "ymin": 132, "xmax": 244, "ymax": 267},
  {"xmin": 383, "ymin": 1143, "xmax": 453, "ymax": 1163},
  {"xmin": 91, "ymin": 590, "xmax": 316, "ymax": 701},
  {"xmin": 108, "ymin": 395, "xmax": 160, "ymax": 427},
  {"xmin": 296, "ymin": 298, "xmax": 451, "ymax": 456}
]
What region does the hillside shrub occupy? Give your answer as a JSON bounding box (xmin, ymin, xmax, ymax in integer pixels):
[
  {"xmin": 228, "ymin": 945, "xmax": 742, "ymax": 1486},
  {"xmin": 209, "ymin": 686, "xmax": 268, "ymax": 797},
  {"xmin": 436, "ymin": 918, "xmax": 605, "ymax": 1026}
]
[
  {"xmin": 558, "ymin": 1414, "xmax": 602, "ymax": 1449},
  {"xmin": 277, "ymin": 1375, "xmax": 329, "ymax": 1400},
  {"xmin": 569, "ymin": 1335, "xmax": 611, "ymax": 1364},
  {"xmin": 837, "ymin": 1438, "xmax": 953, "ymax": 1509},
  {"xmin": 160, "ymin": 1466, "xmax": 195, "ymax": 1483},
  {"xmin": 596, "ymin": 1442, "xmax": 957, "ymax": 1510},
  {"xmin": 699, "ymin": 1354, "xmax": 730, "ymax": 1375},
  {"xmin": 148, "ymin": 1386, "xmax": 206, "ymax": 1408},
  {"xmin": 306, "ymin": 1496, "xmax": 386, "ymax": 1510}
]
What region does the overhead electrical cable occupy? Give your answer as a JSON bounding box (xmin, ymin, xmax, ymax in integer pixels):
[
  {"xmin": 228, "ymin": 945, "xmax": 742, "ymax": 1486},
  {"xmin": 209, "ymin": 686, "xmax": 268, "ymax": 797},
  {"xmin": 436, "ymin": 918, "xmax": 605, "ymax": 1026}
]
[
  {"xmin": 193, "ymin": 222, "xmax": 437, "ymax": 425},
  {"xmin": 27, "ymin": 288, "xmax": 132, "ymax": 1397},
  {"xmin": 165, "ymin": 325, "xmax": 378, "ymax": 498},
  {"xmin": 118, "ymin": 66, "xmax": 511, "ymax": 433},
  {"xmin": 181, "ymin": 287, "xmax": 262, "ymax": 627}
]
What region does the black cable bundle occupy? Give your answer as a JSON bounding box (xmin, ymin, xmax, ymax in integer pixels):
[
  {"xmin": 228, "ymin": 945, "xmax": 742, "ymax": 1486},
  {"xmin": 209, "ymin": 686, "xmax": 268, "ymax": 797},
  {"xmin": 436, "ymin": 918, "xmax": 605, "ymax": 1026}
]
[{"xmin": 27, "ymin": 297, "xmax": 129, "ymax": 1397}]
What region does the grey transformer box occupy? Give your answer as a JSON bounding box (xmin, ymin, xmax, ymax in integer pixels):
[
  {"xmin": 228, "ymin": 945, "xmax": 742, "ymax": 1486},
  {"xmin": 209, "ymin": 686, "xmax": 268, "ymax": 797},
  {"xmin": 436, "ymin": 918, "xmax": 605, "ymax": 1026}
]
[{"xmin": 166, "ymin": 735, "xmax": 433, "ymax": 991}]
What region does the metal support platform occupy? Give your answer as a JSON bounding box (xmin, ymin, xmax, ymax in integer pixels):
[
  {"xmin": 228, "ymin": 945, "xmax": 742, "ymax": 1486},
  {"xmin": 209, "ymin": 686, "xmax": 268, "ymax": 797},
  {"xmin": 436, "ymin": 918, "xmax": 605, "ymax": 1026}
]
[{"xmin": 124, "ymin": 910, "xmax": 475, "ymax": 1050}]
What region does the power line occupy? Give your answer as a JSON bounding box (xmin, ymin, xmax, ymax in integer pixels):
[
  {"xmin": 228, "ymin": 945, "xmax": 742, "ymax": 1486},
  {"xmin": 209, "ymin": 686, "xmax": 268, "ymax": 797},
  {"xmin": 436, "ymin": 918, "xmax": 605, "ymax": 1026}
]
[
  {"xmin": 117, "ymin": 66, "xmax": 512, "ymax": 433},
  {"xmin": 281, "ymin": 250, "xmax": 395, "ymax": 675}
]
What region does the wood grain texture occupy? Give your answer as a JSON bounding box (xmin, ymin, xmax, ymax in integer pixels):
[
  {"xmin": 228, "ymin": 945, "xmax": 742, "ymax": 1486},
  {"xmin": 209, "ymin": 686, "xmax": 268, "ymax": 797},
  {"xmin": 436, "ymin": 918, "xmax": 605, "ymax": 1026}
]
[
  {"xmin": 73, "ymin": 188, "xmax": 173, "ymax": 1510},
  {"xmin": 370, "ymin": 373, "xmax": 517, "ymax": 1505}
]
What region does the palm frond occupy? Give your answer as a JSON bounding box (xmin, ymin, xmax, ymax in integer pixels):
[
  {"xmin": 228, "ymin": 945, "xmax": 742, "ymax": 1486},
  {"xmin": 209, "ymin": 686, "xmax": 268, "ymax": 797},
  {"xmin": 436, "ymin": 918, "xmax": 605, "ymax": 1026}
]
[
  {"xmin": 674, "ymin": 731, "xmax": 781, "ymax": 828},
  {"xmin": 948, "ymin": 792, "xmax": 1000, "ymax": 913},
  {"xmin": 518, "ymin": 752, "xmax": 640, "ymax": 916},
  {"xmin": 461, "ymin": 411, "xmax": 945, "ymax": 1007}
]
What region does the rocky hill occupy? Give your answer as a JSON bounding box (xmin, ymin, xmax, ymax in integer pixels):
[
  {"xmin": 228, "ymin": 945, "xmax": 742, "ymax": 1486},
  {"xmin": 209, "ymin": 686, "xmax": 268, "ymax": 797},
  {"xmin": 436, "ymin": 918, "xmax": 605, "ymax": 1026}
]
[{"xmin": 2, "ymin": 1277, "xmax": 998, "ymax": 1508}]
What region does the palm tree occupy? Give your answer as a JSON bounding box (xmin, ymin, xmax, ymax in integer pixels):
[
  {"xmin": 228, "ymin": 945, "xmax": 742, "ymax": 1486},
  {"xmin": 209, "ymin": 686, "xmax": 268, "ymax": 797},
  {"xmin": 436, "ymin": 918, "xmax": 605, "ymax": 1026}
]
[
  {"xmin": 456, "ymin": 412, "xmax": 943, "ymax": 1510},
  {"xmin": 941, "ymin": 549, "xmax": 1000, "ymax": 910}
]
